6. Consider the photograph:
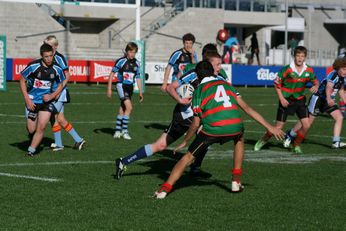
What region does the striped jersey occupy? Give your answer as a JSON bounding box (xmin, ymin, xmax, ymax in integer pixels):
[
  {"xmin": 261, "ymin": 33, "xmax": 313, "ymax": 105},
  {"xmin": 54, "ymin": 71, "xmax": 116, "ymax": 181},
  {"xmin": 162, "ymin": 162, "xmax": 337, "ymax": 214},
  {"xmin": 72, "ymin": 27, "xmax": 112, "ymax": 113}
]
[
  {"xmin": 21, "ymin": 59, "xmax": 65, "ymax": 104},
  {"xmin": 54, "ymin": 51, "xmax": 69, "ymax": 102},
  {"xmin": 316, "ymin": 70, "xmax": 345, "ymax": 100},
  {"xmin": 183, "ymin": 63, "xmax": 228, "ymax": 80},
  {"xmin": 168, "ymin": 48, "xmax": 197, "ymax": 81},
  {"xmin": 112, "ymin": 56, "xmax": 140, "ymax": 85},
  {"xmin": 192, "ymin": 76, "xmax": 243, "ymax": 136},
  {"xmin": 274, "ymin": 62, "xmax": 317, "ymax": 99}
]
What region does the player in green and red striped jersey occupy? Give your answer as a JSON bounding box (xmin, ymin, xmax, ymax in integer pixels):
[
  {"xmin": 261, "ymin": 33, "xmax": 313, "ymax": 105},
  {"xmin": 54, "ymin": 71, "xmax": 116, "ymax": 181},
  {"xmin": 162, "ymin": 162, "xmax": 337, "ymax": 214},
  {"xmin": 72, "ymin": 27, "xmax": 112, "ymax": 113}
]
[
  {"xmin": 254, "ymin": 46, "xmax": 319, "ymax": 154},
  {"xmin": 154, "ymin": 61, "xmax": 284, "ymax": 199}
]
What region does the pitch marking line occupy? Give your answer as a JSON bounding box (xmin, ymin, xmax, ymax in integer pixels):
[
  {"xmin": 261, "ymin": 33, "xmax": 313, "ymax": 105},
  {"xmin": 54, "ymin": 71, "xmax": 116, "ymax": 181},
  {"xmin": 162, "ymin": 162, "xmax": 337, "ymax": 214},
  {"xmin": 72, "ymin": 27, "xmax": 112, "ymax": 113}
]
[{"xmin": 0, "ymin": 172, "xmax": 61, "ymax": 182}]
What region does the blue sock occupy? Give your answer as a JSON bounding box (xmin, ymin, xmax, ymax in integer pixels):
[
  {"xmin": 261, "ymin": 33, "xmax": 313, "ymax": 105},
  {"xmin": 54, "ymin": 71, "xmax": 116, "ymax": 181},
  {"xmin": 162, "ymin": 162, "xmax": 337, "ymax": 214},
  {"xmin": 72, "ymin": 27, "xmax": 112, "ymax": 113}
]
[
  {"xmin": 115, "ymin": 115, "xmax": 123, "ymax": 132},
  {"xmin": 289, "ymin": 129, "xmax": 297, "ymax": 138},
  {"xmin": 122, "ymin": 115, "xmax": 129, "ymax": 133},
  {"xmin": 28, "ymin": 146, "xmax": 36, "ymax": 153},
  {"xmin": 54, "ymin": 131, "xmax": 63, "ymax": 147},
  {"xmin": 64, "ymin": 123, "xmax": 83, "ymax": 143},
  {"xmin": 333, "ymin": 136, "xmax": 340, "ymax": 143},
  {"xmin": 122, "ymin": 144, "xmax": 153, "ymax": 165}
]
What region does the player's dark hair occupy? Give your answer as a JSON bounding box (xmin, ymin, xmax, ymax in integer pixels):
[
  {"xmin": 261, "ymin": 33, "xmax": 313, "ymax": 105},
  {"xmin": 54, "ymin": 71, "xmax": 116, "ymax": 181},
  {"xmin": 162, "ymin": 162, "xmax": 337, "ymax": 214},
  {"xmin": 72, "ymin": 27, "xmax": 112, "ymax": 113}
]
[
  {"xmin": 125, "ymin": 42, "xmax": 138, "ymax": 52},
  {"xmin": 203, "ymin": 51, "xmax": 221, "ymax": 61},
  {"xmin": 182, "ymin": 33, "xmax": 196, "ymax": 43},
  {"xmin": 202, "ymin": 43, "xmax": 217, "ymax": 57},
  {"xmin": 293, "ymin": 46, "xmax": 307, "ymax": 57},
  {"xmin": 40, "ymin": 43, "xmax": 53, "ymax": 56},
  {"xmin": 195, "ymin": 60, "xmax": 214, "ymax": 81},
  {"xmin": 333, "ymin": 57, "xmax": 346, "ymax": 70}
]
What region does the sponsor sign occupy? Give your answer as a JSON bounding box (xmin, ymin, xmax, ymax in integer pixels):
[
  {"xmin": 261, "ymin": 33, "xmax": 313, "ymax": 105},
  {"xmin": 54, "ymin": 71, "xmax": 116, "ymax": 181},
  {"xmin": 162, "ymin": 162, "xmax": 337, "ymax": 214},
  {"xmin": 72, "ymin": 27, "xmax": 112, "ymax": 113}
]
[
  {"xmin": 89, "ymin": 60, "xmax": 114, "ymax": 83},
  {"xmin": 0, "ymin": 35, "xmax": 6, "ymax": 91},
  {"xmin": 12, "ymin": 58, "xmax": 33, "ymax": 81},
  {"xmin": 68, "ymin": 60, "xmax": 89, "ymax": 82},
  {"xmin": 221, "ymin": 64, "xmax": 232, "ymax": 83},
  {"xmin": 232, "ymin": 64, "xmax": 326, "ymax": 86},
  {"xmin": 6, "ymin": 58, "xmax": 12, "ymax": 81},
  {"xmin": 145, "ymin": 62, "xmax": 170, "ymax": 84}
]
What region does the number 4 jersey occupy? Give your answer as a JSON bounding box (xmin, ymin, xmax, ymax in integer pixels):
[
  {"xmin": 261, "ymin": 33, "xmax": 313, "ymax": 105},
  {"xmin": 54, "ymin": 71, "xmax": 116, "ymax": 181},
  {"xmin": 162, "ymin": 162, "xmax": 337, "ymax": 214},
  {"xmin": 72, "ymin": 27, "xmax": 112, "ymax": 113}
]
[{"xmin": 192, "ymin": 76, "xmax": 244, "ymax": 136}]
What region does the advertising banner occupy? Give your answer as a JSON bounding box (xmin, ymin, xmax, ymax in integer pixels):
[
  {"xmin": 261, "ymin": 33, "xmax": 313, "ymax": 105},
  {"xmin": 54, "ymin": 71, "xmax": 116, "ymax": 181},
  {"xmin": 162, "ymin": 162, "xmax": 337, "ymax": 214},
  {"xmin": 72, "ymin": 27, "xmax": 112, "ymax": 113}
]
[
  {"xmin": 232, "ymin": 65, "xmax": 326, "ymax": 86},
  {"xmin": 89, "ymin": 60, "xmax": 114, "ymax": 83},
  {"xmin": 145, "ymin": 61, "xmax": 170, "ymax": 84},
  {"xmin": 68, "ymin": 60, "xmax": 89, "ymax": 82},
  {"xmin": 0, "ymin": 35, "xmax": 6, "ymax": 91},
  {"xmin": 6, "ymin": 58, "xmax": 12, "ymax": 81},
  {"xmin": 12, "ymin": 58, "xmax": 33, "ymax": 81}
]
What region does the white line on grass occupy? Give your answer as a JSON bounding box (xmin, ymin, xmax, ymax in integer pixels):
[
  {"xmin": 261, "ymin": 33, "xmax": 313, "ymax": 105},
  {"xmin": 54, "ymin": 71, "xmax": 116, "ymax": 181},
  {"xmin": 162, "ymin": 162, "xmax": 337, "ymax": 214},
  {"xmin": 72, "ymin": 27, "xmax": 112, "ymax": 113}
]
[
  {"xmin": 0, "ymin": 160, "xmax": 113, "ymax": 167},
  {"xmin": 0, "ymin": 172, "xmax": 61, "ymax": 182}
]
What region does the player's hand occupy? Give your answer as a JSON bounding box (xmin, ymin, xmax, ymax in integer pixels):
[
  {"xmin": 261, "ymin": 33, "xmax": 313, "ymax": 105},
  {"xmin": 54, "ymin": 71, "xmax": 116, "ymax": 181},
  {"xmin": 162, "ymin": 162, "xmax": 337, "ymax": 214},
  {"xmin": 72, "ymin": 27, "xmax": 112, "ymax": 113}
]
[
  {"xmin": 327, "ymin": 98, "xmax": 335, "ymax": 107},
  {"xmin": 43, "ymin": 94, "xmax": 52, "ymax": 102},
  {"xmin": 25, "ymin": 98, "xmax": 35, "ymax": 111},
  {"xmin": 107, "ymin": 89, "xmax": 112, "ymax": 98},
  {"xmin": 280, "ymin": 98, "xmax": 289, "ymax": 108},
  {"xmin": 161, "ymin": 84, "xmax": 167, "ymax": 92},
  {"xmin": 179, "ymin": 97, "xmax": 192, "ymax": 105},
  {"xmin": 310, "ymin": 85, "xmax": 318, "ymax": 94},
  {"xmin": 268, "ymin": 127, "xmax": 285, "ymax": 140},
  {"xmin": 173, "ymin": 141, "xmax": 187, "ymax": 155},
  {"xmin": 139, "ymin": 94, "xmax": 144, "ymax": 103}
]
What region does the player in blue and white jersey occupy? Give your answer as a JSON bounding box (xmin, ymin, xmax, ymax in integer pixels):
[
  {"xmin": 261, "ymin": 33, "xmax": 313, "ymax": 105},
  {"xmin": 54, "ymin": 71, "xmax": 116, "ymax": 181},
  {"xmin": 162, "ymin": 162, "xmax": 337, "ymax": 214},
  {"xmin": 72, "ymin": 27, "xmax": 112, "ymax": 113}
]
[
  {"xmin": 44, "ymin": 35, "xmax": 85, "ymax": 151},
  {"xmin": 114, "ymin": 49, "xmax": 224, "ymax": 180},
  {"xmin": 20, "ymin": 43, "xmax": 65, "ymax": 156},
  {"xmin": 161, "ymin": 33, "xmax": 198, "ymax": 92},
  {"xmin": 284, "ymin": 57, "xmax": 346, "ymax": 149},
  {"xmin": 107, "ymin": 42, "xmax": 143, "ymax": 140}
]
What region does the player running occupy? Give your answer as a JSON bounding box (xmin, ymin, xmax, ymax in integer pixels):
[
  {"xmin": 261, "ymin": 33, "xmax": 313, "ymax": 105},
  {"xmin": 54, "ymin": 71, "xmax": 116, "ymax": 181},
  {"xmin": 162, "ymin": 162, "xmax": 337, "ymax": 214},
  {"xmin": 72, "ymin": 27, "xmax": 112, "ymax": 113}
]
[
  {"xmin": 107, "ymin": 42, "xmax": 143, "ymax": 140},
  {"xmin": 283, "ymin": 57, "xmax": 346, "ymax": 149},
  {"xmin": 254, "ymin": 46, "xmax": 319, "ymax": 154},
  {"xmin": 44, "ymin": 35, "xmax": 86, "ymax": 151},
  {"xmin": 20, "ymin": 43, "xmax": 65, "ymax": 156},
  {"xmin": 114, "ymin": 47, "xmax": 224, "ymax": 180},
  {"xmin": 161, "ymin": 33, "xmax": 198, "ymax": 92},
  {"xmin": 153, "ymin": 61, "xmax": 284, "ymax": 199}
]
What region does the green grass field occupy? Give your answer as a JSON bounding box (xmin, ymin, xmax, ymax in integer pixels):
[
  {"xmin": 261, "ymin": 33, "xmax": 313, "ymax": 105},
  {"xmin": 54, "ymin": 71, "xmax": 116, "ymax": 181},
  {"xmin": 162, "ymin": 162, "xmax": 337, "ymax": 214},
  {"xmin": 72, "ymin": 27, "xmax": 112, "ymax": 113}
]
[{"xmin": 0, "ymin": 82, "xmax": 345, "ymax": 230}]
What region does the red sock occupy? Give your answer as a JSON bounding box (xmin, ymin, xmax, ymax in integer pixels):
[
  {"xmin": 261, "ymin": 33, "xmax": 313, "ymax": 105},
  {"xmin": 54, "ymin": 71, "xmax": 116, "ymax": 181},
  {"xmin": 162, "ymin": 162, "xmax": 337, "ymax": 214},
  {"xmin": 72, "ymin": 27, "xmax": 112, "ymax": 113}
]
[
  {"xmin": 160, "ymin": 182, "xmax": 173, "ymax": 193},
  {"xmin": 294, "ymin": 132, "xmax": 305, "ymax": 147},
  {"xmin": 232, "ymin": 169, "xmax": 242, "ymax": 183}
]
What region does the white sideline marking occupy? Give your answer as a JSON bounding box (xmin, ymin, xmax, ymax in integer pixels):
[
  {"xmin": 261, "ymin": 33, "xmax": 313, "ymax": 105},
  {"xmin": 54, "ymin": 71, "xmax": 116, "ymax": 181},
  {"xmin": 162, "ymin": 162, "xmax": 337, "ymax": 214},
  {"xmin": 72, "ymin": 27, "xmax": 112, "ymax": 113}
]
[
  {"xmin": 0, "ymin": 172, "xmax": 61, "ymax": 182},
  {"xmin": 0, "ymin": 160, "xmax": 113, "ymax": 167}
]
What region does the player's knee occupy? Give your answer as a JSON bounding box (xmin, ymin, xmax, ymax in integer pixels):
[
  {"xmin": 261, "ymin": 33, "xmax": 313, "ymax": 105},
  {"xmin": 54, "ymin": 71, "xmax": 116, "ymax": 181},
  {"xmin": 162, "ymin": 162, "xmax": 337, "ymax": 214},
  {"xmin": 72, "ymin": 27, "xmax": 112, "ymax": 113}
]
[{"xmin": 57, "ymin": 113, "xmax": 66, "ymax": 124}]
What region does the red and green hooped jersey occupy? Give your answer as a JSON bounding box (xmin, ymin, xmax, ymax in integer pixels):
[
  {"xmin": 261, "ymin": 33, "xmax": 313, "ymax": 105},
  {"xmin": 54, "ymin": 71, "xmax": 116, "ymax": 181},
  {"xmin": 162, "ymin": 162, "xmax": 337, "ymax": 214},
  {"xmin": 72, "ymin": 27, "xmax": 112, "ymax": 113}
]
[
  {"xmin": 192, "ymin": 77, "xmax": 244, "ymax": 136},
  {"xmin": 274, "ymin": 63, "xmax": 318, "ymax": 99}
]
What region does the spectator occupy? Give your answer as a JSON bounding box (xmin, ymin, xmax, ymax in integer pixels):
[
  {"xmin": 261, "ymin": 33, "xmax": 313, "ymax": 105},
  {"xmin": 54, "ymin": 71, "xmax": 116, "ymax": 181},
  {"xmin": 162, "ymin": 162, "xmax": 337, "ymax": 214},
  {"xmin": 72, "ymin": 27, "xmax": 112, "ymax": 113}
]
[
  {"xmin": 248, "ymin": 32, "xmax": 261, "ymax": 65},
  {"xmin": 222, "ymin": 34, "xmax": 239, "ymax": 64}
]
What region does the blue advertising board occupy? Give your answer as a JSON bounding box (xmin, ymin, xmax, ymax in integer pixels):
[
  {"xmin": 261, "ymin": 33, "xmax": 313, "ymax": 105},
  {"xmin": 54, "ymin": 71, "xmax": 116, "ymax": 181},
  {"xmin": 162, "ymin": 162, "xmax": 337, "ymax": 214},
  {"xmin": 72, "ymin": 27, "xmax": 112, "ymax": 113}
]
[
  {"xmin": 6, "ymin": 58, "xmax": 12, "ymax": 81},
  {"xmin": 232, "ymin": 64, "xmax": 327, "ymax": 86}
]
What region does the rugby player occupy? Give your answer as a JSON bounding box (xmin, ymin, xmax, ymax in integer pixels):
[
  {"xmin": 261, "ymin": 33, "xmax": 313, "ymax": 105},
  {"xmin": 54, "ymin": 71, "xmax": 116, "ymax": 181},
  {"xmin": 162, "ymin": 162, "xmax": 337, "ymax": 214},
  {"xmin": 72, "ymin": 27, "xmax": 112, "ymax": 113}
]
[{"xmin": 107, "ymin": 42, "xmax": 143, "ymax": 140}]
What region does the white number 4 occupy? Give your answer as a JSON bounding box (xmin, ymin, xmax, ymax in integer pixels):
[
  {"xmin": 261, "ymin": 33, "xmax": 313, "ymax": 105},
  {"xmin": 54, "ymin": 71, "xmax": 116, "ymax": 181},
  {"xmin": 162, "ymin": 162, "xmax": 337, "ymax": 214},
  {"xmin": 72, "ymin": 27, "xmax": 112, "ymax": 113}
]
[{"xmin": 214, "ymin": 85, "xmax": 232, "ymax": 107}]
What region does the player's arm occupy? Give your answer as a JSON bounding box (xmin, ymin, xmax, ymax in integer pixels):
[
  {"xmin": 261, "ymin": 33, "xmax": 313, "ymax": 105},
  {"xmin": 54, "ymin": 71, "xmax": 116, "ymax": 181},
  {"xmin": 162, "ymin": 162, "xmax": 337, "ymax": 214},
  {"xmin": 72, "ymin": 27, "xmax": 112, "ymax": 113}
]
[
  {"xmin": 161, "ymin": 64, "xmax": 172, "ymax": 92},
  {"xmin": 107, "ymin": 71, "xmax": 116, "ymax": 98},
  {"xmin": 325, "ymin": 82, "xmax": 335, "ymax": 106},
  {"xmin": 237, "ymin": 96, "xmax": 284, "ymax": 140},
  {"xmin": 136, "ymin": 77, "xmax": 144, "ymax": 103},
  {"xmin": 174, "ymin": 116, "xmax": 200, "ymax": 154},
  {"xmin": 338, "ymin": 87, "xmax": 346, "ymax": 103},
  {"xmin": 166, "ymin": 80, "xmax": 191, "ymax": 105},
  {"xmin": 62, "ymin": 69, "xmax": 70, "ymax": 89},
  {"xmin": 19, "ymin": 76, "xmax": 35, "ymax": 111},
  {"xmin": 43, "ymin": 70, "xmax": 65, "ymax": 102},
  {"xmin": 274, "ymin": 78, "xmax": 289, "ymax": 107}
]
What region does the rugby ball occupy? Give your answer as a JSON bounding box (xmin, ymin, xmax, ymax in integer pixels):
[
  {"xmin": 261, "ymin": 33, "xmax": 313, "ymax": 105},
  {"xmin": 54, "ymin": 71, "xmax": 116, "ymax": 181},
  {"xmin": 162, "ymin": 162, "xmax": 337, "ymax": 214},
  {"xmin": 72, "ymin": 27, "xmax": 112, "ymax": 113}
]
[{"xmin": 176, "ymin": 83, "xmax": 194, "ymax": 99}]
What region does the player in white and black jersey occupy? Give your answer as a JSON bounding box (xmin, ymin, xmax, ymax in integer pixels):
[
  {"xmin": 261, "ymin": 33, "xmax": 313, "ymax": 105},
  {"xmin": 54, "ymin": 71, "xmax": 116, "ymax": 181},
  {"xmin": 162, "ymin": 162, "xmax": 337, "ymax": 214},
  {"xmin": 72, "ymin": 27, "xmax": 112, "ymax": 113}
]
[{"xmin": 114, "ymin": 49, "xmax": 225, "ymax": 180}]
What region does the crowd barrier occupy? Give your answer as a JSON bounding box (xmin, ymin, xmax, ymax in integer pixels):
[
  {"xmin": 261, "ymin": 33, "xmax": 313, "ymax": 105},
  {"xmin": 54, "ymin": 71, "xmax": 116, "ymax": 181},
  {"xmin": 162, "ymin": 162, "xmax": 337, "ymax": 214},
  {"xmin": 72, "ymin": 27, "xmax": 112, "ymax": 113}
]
[{"xmin": 6, "ymin": 58, "xmax": 331, "ymax": 86}]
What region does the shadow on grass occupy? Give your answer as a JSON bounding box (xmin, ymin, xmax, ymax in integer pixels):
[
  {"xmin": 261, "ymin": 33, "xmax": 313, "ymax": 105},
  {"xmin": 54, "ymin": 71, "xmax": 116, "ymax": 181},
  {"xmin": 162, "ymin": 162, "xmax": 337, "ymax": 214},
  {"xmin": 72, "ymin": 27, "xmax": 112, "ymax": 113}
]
[
  {"xmin": 144, "ymin": 123, "xmax": 167, "ymax": 131},
  {"xmin": 116, "ymin": 149, "xmax": 251, "ymax": 194},
  {"xmin": 93, "ymin": 127, "xmax": 114, "ymax": 136},
  {"xmin": 9, "ymin": 137, "xmax": 55, "ymax": 153}
]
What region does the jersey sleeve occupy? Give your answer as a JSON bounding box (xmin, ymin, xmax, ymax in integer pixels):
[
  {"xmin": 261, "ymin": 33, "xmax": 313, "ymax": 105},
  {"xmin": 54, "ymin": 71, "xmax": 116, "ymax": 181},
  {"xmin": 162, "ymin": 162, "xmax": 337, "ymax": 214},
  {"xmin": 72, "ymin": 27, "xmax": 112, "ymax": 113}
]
[
  {"xmin": 54, "ymin": 65, "xmax": 66, "ymax": 84},
  {"xmin": 168, "ymin": 50, "xmax": 182, "ymax": 66},
  {"xmin": 20, "ymin": 64, "xmax": 33, "ymax": 80},
  {"xmin": 307, "ymin": 66, "xmax": 318, "ymax": 84},
  {"xmin": 55, "ymin": 53, "xmax": 68, "ymax": 71},
  {"xmin": 274, "ymin": 66, "xmax": 286, "ymax": 87},
  {"xmin": 112, "ymin": 58, "xmax": 125, "ymax": 74},
  {"xmin": 192, "ymin": 86, "xmax": 202, "ymax": 117}
]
